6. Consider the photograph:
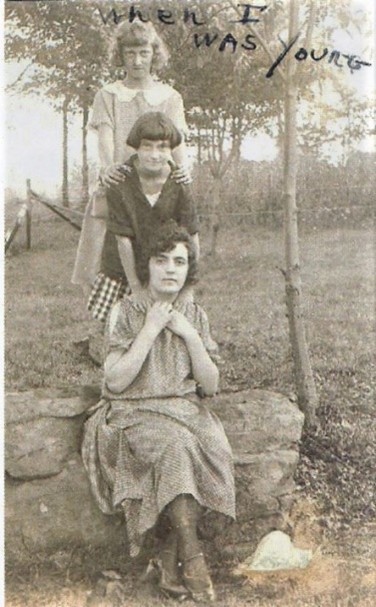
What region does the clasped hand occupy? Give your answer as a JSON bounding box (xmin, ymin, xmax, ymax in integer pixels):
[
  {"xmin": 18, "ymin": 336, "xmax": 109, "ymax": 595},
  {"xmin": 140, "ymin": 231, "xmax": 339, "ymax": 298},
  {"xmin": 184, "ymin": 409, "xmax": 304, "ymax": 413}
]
[{"xmin": 145, "ymin": 302, "xmax": 195, "ymax": 339}]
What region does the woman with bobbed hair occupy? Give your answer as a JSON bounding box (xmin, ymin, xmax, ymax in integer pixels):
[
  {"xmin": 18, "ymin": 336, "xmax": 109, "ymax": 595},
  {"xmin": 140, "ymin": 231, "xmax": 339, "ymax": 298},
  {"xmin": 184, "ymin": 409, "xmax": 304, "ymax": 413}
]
[
  {"xmin": 72, "ymin": 20, "xmax": 191, "ymax": 336},
  {"xmin": 99, "ymin": 111, "xmax": 199, "ymax": 311},
  {"xmin": 82, "ymin": 222, "xmax": 235, "ymax": 602}
]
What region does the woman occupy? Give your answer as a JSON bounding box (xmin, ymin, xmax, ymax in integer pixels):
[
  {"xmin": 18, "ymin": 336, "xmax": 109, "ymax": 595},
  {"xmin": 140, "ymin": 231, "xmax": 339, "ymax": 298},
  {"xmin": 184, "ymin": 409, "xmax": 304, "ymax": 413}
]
[
  {"xmin": 82, "ymin": 223, "xmax": 235, "ymax": 602},
  {"xmin": 90, "ymin": 111, "xmax": 199, "ymax": 322},
  {"xmin": 72, "ymin": 19, "xmax": 191, "ymax": 317}
]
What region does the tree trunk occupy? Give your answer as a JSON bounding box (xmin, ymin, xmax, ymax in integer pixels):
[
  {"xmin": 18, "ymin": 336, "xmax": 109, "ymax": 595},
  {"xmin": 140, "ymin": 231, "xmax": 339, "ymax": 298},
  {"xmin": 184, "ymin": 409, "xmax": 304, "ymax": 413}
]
[
  {"xmin": 81, "ymin": 103, "xmax": 89, "ymax": 209},
  {"xmin": 197, "ymin": 125, "xmax": 202, "ymax": 165},
  {"xmin": 267, "ymin": 170, "xmax": 273, "ymax": 228},
  {"xmin": 283, "ymin": 0, "xmax": 318, "ymax": 427},
  {"xmin": 209, "ymin": 176, "xmax": 221, "ymax": 256},
  {"xmin": 62, "ymin": 97, "xmax": 69, "ymax": 208}
]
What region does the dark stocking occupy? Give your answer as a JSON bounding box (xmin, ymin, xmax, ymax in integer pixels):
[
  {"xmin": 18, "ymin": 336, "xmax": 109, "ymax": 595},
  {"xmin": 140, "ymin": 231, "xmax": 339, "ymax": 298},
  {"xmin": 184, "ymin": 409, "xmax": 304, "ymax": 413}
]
[{"xmin": 166, "ymin": 494, "xmax": 215, "ymax": 602}]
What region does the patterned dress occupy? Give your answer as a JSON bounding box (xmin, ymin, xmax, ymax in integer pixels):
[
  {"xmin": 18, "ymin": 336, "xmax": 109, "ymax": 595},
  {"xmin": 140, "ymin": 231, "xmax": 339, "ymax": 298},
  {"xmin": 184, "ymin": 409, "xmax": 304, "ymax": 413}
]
[{"xmin": 82, "ymin": 292, "xmax": 236, "ymax": 556}]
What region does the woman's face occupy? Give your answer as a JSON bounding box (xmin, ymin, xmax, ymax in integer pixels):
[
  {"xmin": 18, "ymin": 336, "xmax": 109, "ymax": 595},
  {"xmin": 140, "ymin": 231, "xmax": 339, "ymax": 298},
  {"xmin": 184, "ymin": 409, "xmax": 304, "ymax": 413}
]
[
  {"xmin": 148, "ymin": 243, "xmax": 189, "ymax": 298},
  {"xmin": 137, "ymin": 139, "xmax": 172, "ymax": 174},
  {"xmin": 121, "ymin": 43, "xmax": 154, "ymax": 80}
]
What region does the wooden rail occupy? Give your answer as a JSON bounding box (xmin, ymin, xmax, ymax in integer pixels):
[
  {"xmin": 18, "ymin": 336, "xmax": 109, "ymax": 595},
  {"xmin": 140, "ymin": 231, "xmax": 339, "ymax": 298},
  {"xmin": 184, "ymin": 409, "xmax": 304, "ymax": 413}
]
[
  {"xmin": 5, "ymin": 180, "xmax": 85, "ymax": 254},
  {"xmin": 30, "ymin": 189, "xmax": 83, "ymax": 231}
]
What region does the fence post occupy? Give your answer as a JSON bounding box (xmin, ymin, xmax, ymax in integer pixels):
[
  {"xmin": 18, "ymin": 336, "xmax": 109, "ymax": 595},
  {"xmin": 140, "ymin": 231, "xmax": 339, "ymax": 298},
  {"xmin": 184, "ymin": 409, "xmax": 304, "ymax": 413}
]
[{"xmin": 26, "ymin": 179, "xmax": 32, "ymax": 250}]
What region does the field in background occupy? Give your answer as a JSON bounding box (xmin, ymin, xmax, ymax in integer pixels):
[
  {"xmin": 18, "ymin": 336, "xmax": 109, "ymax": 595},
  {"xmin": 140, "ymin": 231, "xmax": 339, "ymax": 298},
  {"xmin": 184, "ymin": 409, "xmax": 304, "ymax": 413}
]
[
  {"xmin": 5, "ymin": 218, "xmax": 375, "ymax": 606},
  {"xmin": 5, "ymin": 218, "xmax": 374, "ymax": 396}
]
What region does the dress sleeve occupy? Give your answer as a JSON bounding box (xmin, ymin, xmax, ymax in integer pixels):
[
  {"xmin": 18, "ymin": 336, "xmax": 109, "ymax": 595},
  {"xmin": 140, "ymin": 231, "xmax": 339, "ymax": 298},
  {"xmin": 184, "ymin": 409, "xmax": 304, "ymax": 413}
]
[
  {"xmin": 89, "ymin": 88, "xmax": 115, "ymax": 131},
  {"xmin": 177, "ymin": 186, "xmax": 199, "ymax": 234},
  {"xmin": 106, "ymin": 300, "xmax": 136, "ymax": 352},
  {"xmin": 166, "ymin": 90, "xmax": 188, "ymax": 137},
  {"xmin": 196, "ymin": 306, "xmax": 220, "ymax": 363},
  {"xmin": 106, "ymin": 185, "xmax": 135, "ymax": 239}
]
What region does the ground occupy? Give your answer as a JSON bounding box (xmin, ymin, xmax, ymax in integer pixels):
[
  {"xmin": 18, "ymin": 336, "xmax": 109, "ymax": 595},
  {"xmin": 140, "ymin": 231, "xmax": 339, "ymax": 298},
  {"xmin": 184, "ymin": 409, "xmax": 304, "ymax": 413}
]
[{"xmin": 4, "ymin": 217, "xmax": 376, "ymax": 606}]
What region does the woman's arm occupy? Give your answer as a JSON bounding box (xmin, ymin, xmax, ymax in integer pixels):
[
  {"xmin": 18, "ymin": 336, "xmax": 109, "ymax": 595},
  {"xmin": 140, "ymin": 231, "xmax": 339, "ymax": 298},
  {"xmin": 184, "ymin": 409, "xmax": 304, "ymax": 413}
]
[
  {"xmin": 98, "ymin": 124, "xmax": 128, "ymax": 185},
  {"xmin": 105, "ymin": 302, "xmax": 173, "ymax": 393},
  {"xmin": 171, "ymin": 141, "xmax": 187, "ymax": 167},
  {"xmin": 192, "ymin": 233, "xmax": 200, "ymax": 260},
  {"xmin": 168, "ymin": 312, "xmax": 219, "ymax": 396},
  {"xmin": 168, "ymin": 91, "xmax": 188, "ymax": 169},
  {"xmin": 184, "ymin": 331, "xmax": 219, "ymax": 395},
  {"xmin": 116, "ymin": 236, "xmax": 142, "ymax": 293},
  {"xmin": 170, "ymin": 144, "xmax": 192, "ymax": 185},
  {"xmin": 98, "ymin": 124, "xmax": 114, "ymax": 169},
  {"xmin": 176, "ymin": 185, "xmax": 200, "ymax": 258}
]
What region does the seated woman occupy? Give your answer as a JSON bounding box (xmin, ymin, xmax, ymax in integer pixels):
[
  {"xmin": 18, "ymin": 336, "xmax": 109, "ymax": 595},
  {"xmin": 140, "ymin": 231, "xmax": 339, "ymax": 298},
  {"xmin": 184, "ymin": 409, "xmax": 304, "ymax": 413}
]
[{"xmin": 82, "ymin": 222, "xmax": 235, "ymax": 602}]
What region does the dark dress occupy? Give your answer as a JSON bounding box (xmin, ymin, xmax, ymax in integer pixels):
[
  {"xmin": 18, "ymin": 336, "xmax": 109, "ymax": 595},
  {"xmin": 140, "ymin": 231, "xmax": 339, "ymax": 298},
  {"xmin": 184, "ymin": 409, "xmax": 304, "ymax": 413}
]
[
  {"xmin": 87, "ymin": 156, "xmax": 199, "ymax": 322},
  {"xmin": 102, "ymin": 155, "xmax": 199, "ymax": 280}
]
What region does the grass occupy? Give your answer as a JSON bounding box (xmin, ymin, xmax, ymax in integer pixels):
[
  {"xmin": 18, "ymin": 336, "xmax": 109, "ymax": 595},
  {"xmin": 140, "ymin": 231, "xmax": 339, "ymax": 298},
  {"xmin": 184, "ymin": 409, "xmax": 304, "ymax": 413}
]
[
  {"xmin": 5, "ymin": 218, "xmax": 97, "ymax": 389},
  {"xmin": 4, "ymin": 218, "xmax": 376, "ymax": 606},
  {"xmin": 5, "ymin": 220, "xmax": 374, "ymax": 397}
]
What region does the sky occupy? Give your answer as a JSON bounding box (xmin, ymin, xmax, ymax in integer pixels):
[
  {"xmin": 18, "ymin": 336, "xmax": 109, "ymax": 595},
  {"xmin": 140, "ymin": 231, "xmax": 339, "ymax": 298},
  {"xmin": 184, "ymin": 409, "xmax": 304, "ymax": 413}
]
[{"xmin": 4, "ymin": 0, "xmax": 375, "ymax": 199}]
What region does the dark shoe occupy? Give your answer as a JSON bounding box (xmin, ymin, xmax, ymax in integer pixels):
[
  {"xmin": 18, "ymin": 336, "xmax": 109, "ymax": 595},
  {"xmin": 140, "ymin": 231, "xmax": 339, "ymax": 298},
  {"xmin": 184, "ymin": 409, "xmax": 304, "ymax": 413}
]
[
  {"xmin": 183, "ymin": 553, "xmax": 216, "ymax": 603},
  {"xmin": 146, "ymin": 558, "xmax": 189, "ymax": 600},
  {"xmin": 160, "ymin": 576, "xmax": 190, "ymax": 601},
  {"xmin": 86, "ymin": 570, "xmax": 126, "ymax": 606}
]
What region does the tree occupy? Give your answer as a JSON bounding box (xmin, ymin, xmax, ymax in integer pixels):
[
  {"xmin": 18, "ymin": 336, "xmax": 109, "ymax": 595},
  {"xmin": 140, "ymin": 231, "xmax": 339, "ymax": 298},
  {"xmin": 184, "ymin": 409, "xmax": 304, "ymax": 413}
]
[
  {"xmin": 5, "ymin": 0, "xmax": 372, "ymax": 424},
  {"xmin": 236, "ymin": 0, "xmax": 373, "ymax": 161},
  {"xmin": 5, "ymin": 0, "xmax": 112, "ymax": 206},
  {"xmin": 157, "ymin": 0, "xmax": 281, "ymax": 253},
  {"xmin": 282, "ymin": 0, "xmax": 318, "ymax": 426},
  {"xmin": 226, "ymin": 0, "xmax": 372, "ymax": 425}
]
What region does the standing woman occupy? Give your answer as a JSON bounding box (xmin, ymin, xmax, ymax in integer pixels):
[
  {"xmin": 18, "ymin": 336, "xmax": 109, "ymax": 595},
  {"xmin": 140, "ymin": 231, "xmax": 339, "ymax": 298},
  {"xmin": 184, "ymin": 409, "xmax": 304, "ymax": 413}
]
[{"xmin": 72, "ymin": 20, "xmax": 191, "ymax": 324}]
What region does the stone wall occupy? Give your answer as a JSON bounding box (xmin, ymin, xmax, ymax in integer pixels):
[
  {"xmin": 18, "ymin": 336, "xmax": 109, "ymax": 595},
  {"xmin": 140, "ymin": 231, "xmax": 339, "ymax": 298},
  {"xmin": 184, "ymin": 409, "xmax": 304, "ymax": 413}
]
[{"xmin": 5, "ymin": 387, "xmax": 304, "ymax": 562}]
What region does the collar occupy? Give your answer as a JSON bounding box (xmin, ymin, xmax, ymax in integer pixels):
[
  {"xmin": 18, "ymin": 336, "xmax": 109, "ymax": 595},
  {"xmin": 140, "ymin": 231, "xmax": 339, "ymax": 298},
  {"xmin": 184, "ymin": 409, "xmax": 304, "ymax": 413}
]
[
  {"xmin": 131, "ymin": 287, "xmax": 194, "ymax": 312},
  {"xmin": 103, "ymin": 80, "xmax": 175, "ymax": 105}
]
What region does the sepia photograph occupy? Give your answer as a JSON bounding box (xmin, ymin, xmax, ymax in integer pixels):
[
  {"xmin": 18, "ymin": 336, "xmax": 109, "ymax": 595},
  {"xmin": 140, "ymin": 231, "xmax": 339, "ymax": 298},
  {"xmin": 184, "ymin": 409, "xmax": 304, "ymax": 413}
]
[{"xmin": 4, "ymin": 1, "xmax": 375, "ymax": 605}]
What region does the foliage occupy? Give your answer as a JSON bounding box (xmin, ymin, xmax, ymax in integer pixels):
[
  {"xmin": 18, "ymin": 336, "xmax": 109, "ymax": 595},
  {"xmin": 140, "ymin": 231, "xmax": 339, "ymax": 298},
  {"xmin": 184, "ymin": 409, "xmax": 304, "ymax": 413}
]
[
  {"xmin": 190, "ymin": 150, "xmax": 375, "ymax": 226},
  {"xmin": 6, "ymin": 0, "xmax": 373, "ymax": 142},
  {"xmin": 5, "ymin": 1, "xmax": 373, "ymax": 177},
  {"xmin": 5, "ymin": 0, "xmax": 111, "ymax": 110},
  {"xmin": 162, "ymin": 1, "xmax": 280, "ymax": 172}
]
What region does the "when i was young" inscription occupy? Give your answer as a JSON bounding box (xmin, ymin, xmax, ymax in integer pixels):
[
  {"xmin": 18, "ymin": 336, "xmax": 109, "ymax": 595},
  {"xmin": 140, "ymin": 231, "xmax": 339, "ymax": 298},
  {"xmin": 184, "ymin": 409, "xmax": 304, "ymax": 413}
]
[{"xmin": 98, "ymin": 3, "xmax": 372, "ymax": 77}]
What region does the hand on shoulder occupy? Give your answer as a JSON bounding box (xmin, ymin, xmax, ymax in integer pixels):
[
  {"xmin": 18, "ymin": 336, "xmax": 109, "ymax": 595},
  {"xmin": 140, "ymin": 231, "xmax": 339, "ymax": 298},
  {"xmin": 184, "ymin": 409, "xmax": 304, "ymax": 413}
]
[
  {"xmin": 101, "ymin": 164, "xmax": 132, "ymax": 187},
  {"xmin": 168, "ymin": 161, "xmax": 192, "ymax": 186}
]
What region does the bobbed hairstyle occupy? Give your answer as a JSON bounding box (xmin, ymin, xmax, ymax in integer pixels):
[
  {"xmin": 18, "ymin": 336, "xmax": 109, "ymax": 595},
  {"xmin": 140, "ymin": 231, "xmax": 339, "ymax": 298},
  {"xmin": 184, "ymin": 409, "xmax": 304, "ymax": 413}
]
[
  {"xmin": 137, "ymin": 221, "xmax": 198, "ymax": 287},
  {"xmin": 110, "ymin": 20, "xmax": 169, "ymax": 71},
  {"xmin": 126, "ymin": 112, "xmax": 182, "ymax": 150}
]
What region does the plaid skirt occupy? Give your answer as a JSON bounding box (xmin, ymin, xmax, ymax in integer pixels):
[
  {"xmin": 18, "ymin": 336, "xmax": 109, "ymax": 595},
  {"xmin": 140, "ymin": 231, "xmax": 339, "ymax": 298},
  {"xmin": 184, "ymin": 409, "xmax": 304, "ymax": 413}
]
[{"xmin": 87, "ymin": 272, "xmax": 130, "ymax": 323}]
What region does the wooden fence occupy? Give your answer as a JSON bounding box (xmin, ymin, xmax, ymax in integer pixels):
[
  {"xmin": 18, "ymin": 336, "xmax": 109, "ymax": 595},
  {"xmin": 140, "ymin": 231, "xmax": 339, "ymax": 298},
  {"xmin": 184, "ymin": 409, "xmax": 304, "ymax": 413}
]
[
  {"xmin": 5, "ymin": 178, "xmax": 374, "ymax": 254},
  {"xmin": 5, "ymin": 180, "xmax": 33, "ymax": 253},
  {"xmin": 5, "ymin": 180, "xmax": 84, "ymax": 254}
]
